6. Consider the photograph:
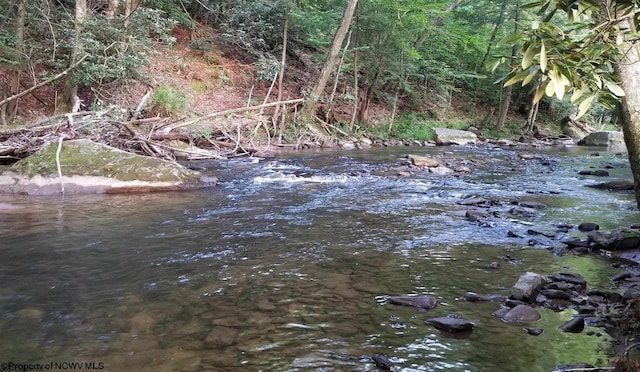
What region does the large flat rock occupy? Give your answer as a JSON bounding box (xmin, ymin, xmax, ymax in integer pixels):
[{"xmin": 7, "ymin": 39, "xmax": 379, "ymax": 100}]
[
  {"xmin": 578, "ymin": 131, "xmax": 625, "ymax": 147},
  {"xmin": 0, "ymin": 139, "xmax": 217, "ymax": 195},
  {"xmin": 432, "ymin": 128, "xmax": 478, "ymax": 145}
]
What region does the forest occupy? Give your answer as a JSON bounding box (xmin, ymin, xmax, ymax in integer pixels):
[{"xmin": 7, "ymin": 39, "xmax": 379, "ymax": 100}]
[{"xmin": 1, "ymin": 0, "xmax": 640, "ymax": 204}]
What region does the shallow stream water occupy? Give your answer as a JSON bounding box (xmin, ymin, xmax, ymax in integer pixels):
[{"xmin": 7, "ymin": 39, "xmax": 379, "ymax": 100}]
[{"xmin": 0, "ymin": 144, "xmax": 638, "ymax": 371}]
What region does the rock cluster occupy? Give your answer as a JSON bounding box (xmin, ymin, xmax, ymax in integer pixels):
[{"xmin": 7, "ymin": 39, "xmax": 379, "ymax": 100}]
[{"xmin": 375, "ymin": 267, "xmax": 640, "ymax": 370}]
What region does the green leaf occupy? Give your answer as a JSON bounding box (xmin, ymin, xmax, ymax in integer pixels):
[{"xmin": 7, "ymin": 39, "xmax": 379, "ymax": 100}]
[
  {"xmin": 576, "ymin": 95, "xmax": 596, "ymax": 119},
  {"xmin": 504, "ymin": 70, "xmax": 530, "ymax": 87},
  {"xmin": 521, "ymin": 1, "xmax": 548, "ymax": 9},
  {"xmin": 490, "ymin": 59, "xmax": 501, "ymax": 73},
  {"xmin": 540, "ymin": 41, "xmax": 547, "ymax": 72},
  {"xmin": 570, "ymin": 88, "xmax": 584, "ymax": 104},
  {"xmin": 522, "ymin": 44, "xmax": 535, "ymax": 69},
  {"xmin": 604, "ymin": 80, "xmax": 625, "ymax": 97},
  {"xmin": 545, "ymin": 79, "xmax": 555, "ymax": 97},
  {"xmin": 522, "ymin": 68, "xmax": 539, "ymax": 86}
]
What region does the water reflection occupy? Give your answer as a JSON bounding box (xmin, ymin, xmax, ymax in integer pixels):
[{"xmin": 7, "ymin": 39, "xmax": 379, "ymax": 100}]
[{"xmin": 0, "ymin": 145, "xmax": 636, "ymax": 371}]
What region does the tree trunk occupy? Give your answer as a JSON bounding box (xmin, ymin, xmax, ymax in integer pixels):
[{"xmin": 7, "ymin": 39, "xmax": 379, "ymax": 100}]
[
  {"xmin": 4, "ymin": 0, "xmax": 26, "ymax": 124},
  {"xmin": 106, "ymin": 0, "xmax": 119, "ymax": 19},
  {"xmin": 58, "ymin": 0, "xmax": 87, "ymax": 113},
  {"xmin": 326, "ymin": 30, "xmax": 351, "ymax": 122},
  {"xmin": 615, "ymin": 18, "xmax": 640, "ymax": 208},
  {"xmin": 273, "ymin": 2, "xmax": 289, "ymax": 140},
  {"xmin": 349, "ymin": 12, "xmax": 359, "ymax": 130},
  {"xmin": 303, "ymin": 0, "xmax": 358, "ymax": 121},
  {"xmin": 524, "ymin": 101, "xmax": 539, "ymax": 133},
  {"xmin": 357, "ymin": 67, "xmax": 380, "ymax": 126},
  {"xmin": 480, "ymin": 2, "xmax": 508, "ymax": 70},
  {"xmin": 124, "ymin": 0, "xmax": 133, "ymax": 29},
  {"xmin": 496, "ymin": 0, "xmax": 520, "ymax": 131}
]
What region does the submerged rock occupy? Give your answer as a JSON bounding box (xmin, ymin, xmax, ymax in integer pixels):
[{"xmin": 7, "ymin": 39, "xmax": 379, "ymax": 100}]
[
  {"xmin": 463, "ymin": 292, "xmax": 504, "ymax": 302},
  {"xmin": 554, "ymin": 363, "xmax": 596, "ymax": 372},
  {"xmin": 425, "ymin": 315, "xmax": 475, "ymax": 333},
  {"xmin": 387, "ymin": 295, "xmax": 437, "ymax": 310},
  {"xmin": 406, "ymin": 154, "xmax": 439, "ymax": 167},
  {"xmin": 578, "ymin": 169, "xmax": 610, "ymax": 177},
  {"xmin": 523, "ymin": 327, "xmax": 543, "ymax": 336},
  {"xmin": 0, "ymin": 139, "xmax": 216, "ymax": 195},
  {"xmin": 371, "ymin": 354, "xmax": 396, "ymax": 371},
  {"xmin": 586, "ymin": 180, "xmax": 634, "ymax": 191},
  {"xmin": 501, "ymin": 305, "xmax": 541, "ymax": 323}
]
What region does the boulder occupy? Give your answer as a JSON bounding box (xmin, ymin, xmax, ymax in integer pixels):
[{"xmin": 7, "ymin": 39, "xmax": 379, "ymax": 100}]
[
  {"xmin": 429, "ymin": 166, "xmax": 455, "ymax": 175},
  {"xmin": 511, "ymin": 272, "xmax": 547, "ymax": 302},
  {"xmin": 432, "ymin": 128, "xmax": 478, "ymax": 145},
  {"xmin": 501, "ymin": 304, "xmax": 541, "ymax": 323},
  {"xmin": 559, "ymin": 317, "xmax": 585, "ymax": 333},
  {"xmin": 0, "ymin": 139, "xmax": 217, "ymax": 195},
  {"xmin": 578, "ymin": 222, "xmax": 599, "ymax": 232},
  {"xmin": 586, "ymin": 180, "xmax": 634, "ymax": 191},
  {"xmin": 578, "ymin": 131, "xmax": 625, "ymax": 147},
  {"xmin": 406, "ymin": 154, "xmax": 439, "ymax": 167},
  {"xmin": 549, "ymin": 273, "xmax": 587, "ymax": 288},
  {"xmin": 466, "ymin": 210, "xmax": 489, "ymax": 222},
  {"xmin": 586, "ymin": 229, "xmax": 640, "ymax": 251},
  {"xmin": 540, "ymin": 289, "xmax": 571, "ymax": 300}
]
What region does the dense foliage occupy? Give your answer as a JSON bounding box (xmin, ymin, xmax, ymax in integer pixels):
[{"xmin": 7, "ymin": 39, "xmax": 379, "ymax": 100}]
[{"xmin": 0, "ymin": 0, "xmax": 625, "ymax": 131}]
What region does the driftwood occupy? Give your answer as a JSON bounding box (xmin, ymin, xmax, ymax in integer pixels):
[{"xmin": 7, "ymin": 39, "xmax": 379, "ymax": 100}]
[
  {"xmin": 161, "ymin": 98, "xmax": 304, "ymax": 132},
  {"xmin": 0, "ymin": 98, "xmax": 309, "ymax": 163},
  {"xmin": 561, "ymin": 115, "xmax": 596, "ymax": 133}
]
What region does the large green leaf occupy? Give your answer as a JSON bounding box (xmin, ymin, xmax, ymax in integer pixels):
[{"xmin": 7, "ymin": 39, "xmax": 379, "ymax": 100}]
[
  {"xmin": 540, "ymin": 41, "xmax": 547, "ymax": 72},
  {"xmin": 522, "ymin": 43, "xmax": 535, "ymax": 69},
  {"xmin": 576, "ymin": 94, "xmax": 596, "ymax": 119},
  {"xmin": 604, "ymin": 80, "xmax": 625, "ymax": 97}
]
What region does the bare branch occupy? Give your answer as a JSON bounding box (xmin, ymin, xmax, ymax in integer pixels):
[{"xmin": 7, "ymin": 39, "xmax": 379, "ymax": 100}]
[{"xmin": 0, "ymin": 54, "xmax": 89, "ymax": 108}]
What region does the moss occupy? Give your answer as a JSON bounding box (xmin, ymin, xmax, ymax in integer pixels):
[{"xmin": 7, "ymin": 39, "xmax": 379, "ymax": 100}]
[{"xmin": 11, "ymin": 139, "xmax": 200, "ymax": 183}]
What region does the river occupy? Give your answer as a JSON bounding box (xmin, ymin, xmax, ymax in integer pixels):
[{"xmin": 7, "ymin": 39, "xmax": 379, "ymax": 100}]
[{"xmin": 0, "ymin": 144, "xmax": 638, "ymax": 371}]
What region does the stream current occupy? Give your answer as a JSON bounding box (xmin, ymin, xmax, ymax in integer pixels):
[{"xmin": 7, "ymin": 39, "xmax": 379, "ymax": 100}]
[{"xmin": 0, "ymin": 144, "xmax": 639, "ymax": 371}]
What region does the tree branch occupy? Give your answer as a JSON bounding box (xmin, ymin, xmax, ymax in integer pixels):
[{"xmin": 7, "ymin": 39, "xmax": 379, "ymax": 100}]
[
  {"xmin": 161, "ymin": 98, "xmax": 304, "ymax": 133},
  {"xmin": 0, "ymin": 54, "xmax": 89, "ymax": 109}
]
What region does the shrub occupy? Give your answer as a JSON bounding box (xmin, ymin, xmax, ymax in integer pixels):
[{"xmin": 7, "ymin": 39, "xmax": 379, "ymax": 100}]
[{"xmin": 152, "ymin": 86, "xmax": 191, "ymax": 115}]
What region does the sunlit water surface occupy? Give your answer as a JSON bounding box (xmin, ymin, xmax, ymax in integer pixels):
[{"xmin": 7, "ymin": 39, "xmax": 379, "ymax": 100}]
[{"xmin": 0, "ymin": 145, "xmax": 638, "ymax": 371}]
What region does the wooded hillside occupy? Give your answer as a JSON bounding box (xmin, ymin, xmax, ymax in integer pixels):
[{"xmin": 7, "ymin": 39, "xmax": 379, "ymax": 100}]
[{"xmin": 0, "ymin": 1, "xmax": 626, "ymax": 147}]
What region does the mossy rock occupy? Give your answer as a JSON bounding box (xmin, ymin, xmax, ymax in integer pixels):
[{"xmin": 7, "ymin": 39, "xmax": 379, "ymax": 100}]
[{"xmin": 0, "ymin": 139, "xmax": 217, "ymax": 195}]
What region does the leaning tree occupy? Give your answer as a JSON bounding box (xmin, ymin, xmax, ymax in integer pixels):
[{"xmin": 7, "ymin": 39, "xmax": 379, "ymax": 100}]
[{"xmin": 499, "ymin": 0, "xmax": 640, "ymax": 208}]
